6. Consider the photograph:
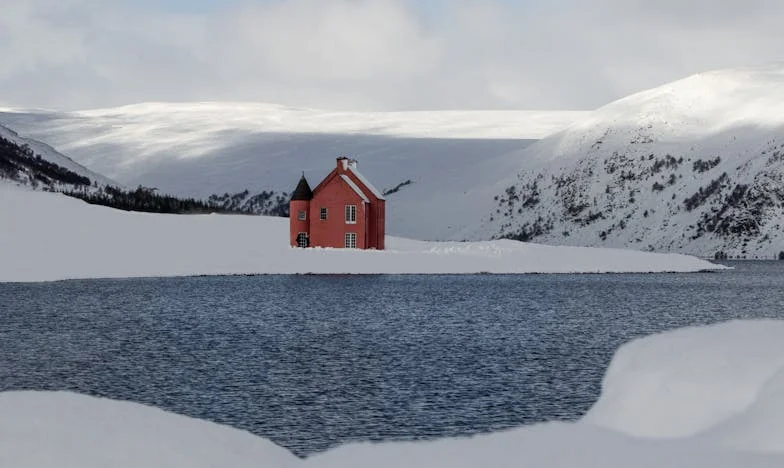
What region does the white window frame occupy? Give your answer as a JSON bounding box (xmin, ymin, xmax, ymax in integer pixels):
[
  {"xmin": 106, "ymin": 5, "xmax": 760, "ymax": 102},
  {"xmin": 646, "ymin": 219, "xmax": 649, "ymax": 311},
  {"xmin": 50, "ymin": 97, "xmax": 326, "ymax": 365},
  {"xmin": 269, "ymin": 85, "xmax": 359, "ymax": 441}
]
[
  {"xmin": 345, "ymin": 232, "xmax": 357, "ymax": 249},
  {"xmin": 345, "ymin": 205, "xmax": 357, "ymax": 224},
  {"xmin": 298, "ymin": 210, "xmax": 307, "ymax": 221},
  {"xmin": 320, "ymin": 208, "xmax": 328, "ymax": 220},
  {"xmin": 296, "ymin": 232, "xmax": 309, "ymax": 248}
]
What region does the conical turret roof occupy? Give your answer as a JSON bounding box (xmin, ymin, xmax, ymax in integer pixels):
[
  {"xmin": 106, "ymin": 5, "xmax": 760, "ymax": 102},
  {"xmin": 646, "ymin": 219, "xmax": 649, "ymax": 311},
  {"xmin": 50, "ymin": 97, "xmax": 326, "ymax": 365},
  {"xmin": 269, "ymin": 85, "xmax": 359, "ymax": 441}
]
[{"xmin": 291, "ymin": 175, "xmax": 313, "ymax": 201}]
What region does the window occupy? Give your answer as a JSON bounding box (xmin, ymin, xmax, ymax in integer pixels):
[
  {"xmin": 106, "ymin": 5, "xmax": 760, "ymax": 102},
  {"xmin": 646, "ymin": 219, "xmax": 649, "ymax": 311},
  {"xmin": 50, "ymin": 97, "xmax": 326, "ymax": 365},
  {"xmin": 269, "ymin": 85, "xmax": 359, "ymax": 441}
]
[
  {"xmin": 345, "ymin": 205, "xmax": 357, "ymax": 224},
  {"xmin": 296, "ymin": 233, "xmax": 309, "ymax": 248},
  {"xmin": 345, "ymin": 233, "xmax": 357, "ymax": 249},
  {"xmin": 298, "ymin": 210, "xmax": 306, "ymax": 221},
  {"xmin": 320, "ymin": 208, "xmax": 328, "ymax": 220}
]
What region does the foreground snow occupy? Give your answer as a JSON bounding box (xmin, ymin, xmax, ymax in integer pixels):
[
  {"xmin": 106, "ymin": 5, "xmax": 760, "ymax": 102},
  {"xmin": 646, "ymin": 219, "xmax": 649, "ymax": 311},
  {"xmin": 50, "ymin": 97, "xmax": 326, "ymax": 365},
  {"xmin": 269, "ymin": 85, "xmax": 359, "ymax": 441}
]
[
  {"xmin": 585, "ymin": 320, "xmax": 784, "ymax": 452},
  {"xmin": 0, "ymin": 186, "xmax": 721, "ymax": 282},
  {"xmin": 4, "ymin": 321, "xmax": 784, "ymax": 467},
  {"xmin": 0, "ymin": 391, "xmax": 299, "ymax": 468}
]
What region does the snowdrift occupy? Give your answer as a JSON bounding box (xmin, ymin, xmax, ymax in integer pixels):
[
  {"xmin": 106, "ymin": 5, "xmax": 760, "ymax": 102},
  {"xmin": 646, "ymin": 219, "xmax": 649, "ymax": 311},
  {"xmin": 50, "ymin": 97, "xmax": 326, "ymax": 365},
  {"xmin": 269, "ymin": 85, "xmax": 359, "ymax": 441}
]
[
  {"xmin": 585, "ymin": 320, "xmax": 784, "ymax": 453},
  {"xmin": 0, "ymin": 391, "xmax": 299, "ymax": 468},
  {"xmin": 0, "ymin": 186, "xmax": 721, "ymax": 282},
  {"xmin": 4, "ymin": 320, "xmax": 784, "ymax": 467}
]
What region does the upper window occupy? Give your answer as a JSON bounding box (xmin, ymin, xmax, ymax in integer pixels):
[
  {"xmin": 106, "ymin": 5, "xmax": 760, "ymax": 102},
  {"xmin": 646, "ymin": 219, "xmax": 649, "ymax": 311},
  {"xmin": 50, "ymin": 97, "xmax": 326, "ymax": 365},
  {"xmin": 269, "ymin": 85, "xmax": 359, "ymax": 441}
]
[
  {"xmin": 298, "ymin": 210, "xmax": 306, "ymax": 221},
  {"xmin": 320, "ymin": 208, "xmax": 328, "ymax": 220},
  {"xmin": 345, "ymin": 233, "xmax": 357, "ymax": 249},
  {"xmin": 345, "ymin": 205, "xmax": 357, "ymax": 224}
]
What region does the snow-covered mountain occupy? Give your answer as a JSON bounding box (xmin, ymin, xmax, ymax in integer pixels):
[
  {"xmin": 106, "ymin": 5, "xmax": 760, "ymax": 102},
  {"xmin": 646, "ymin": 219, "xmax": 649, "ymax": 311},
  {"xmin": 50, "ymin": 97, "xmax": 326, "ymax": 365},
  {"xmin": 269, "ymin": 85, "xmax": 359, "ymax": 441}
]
[
  {"xmin": 473, "ymin": 64, "xmax": 784, "ymax": 258},
  {"xmin": 0, "ymin": 124, "xmax": 116, "ymax": 191},
  {"xmin": 0, "ymin": 103, "xmax": 586, "ymax": 239}
]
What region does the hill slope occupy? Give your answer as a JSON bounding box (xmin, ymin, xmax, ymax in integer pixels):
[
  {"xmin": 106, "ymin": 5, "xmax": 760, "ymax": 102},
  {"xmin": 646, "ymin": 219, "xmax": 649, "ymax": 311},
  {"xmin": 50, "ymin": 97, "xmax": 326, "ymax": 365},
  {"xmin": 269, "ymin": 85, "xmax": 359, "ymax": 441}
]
[
  {"xmin": 0, "ymin": 124, "xmax": 116, "ymax": 190},
  {"xmin": 0, "ymin": 126, "xmax": 259, "ymax": 216},
  {"xmin": 475, "ymin": 64, "xmax": 784, "ymax": 258},
  {"xmin": 0, "ymin": 103, "xmax": 586, "ymax": 240}
]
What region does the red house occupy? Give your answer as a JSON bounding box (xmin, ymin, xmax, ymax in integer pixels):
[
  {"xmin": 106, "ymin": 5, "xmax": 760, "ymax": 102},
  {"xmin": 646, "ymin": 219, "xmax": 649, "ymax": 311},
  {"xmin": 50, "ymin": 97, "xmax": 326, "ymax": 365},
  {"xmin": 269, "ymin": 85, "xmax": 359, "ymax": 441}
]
[{"xmin": 290, "ymin": 157, "xmax": 386, "ymax": 250}]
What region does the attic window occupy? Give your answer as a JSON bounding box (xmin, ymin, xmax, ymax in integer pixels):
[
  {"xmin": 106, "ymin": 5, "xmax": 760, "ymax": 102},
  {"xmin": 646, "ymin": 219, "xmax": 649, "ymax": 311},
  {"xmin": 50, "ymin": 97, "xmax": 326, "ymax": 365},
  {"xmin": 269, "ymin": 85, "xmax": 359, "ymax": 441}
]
[
  {"xmin": 298, "ymin": 210, "xmax": 306, "ymax": 221},
  {"xmin": 345, "ymin": 205, "xmax": 357, "ymax": 224},
  {"xmin": 320, "ymin": 208, "xmax": 328, "ymax": 220}
]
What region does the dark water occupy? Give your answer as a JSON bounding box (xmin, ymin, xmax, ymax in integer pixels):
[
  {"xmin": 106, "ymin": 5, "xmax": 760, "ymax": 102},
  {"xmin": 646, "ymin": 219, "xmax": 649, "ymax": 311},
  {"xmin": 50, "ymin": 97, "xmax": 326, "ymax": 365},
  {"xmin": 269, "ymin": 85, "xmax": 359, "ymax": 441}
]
[{"xmin": 2, "ymin": 262, "xmax": 784, "ymax": 456}]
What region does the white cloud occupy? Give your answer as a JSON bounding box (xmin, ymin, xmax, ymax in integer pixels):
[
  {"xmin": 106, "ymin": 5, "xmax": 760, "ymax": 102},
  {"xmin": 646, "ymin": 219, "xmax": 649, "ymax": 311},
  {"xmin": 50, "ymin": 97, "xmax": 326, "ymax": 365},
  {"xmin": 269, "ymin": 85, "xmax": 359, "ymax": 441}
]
[{"xmin": 1, "ymin": 0, "xmax": 784, "ymax": 111}]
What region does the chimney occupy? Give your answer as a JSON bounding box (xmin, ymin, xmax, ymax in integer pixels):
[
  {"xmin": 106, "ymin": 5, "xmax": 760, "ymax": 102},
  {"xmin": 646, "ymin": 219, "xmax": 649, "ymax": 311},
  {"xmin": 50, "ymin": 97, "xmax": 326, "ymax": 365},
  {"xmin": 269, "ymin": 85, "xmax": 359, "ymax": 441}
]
[
  {"xmin": 337, "ymin": 156, "xmax": 357, "ymax": 172},
  {"xmin": 337, "ymin": 156, "xmax": 348, "ymax": 171}
]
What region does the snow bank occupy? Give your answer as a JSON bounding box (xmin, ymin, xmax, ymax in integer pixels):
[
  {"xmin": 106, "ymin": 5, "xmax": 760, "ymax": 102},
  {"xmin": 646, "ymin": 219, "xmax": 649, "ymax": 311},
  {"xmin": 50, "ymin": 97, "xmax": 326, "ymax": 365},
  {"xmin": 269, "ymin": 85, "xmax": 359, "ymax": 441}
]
[
  {"xmin": 585, "ymin": 320, "xmax": 784, "ymax": 453},
  {"xmin": 0, "ymin": 391, "xmax": 298, "ymax": 468},
  {"xmin": 0, "ymin": 186, "xmax": 722, "ymax": 282},
  {"xmin": 6, "ymin": 321, "xmax": 784, "ymax": 467},
  {"xmin": 303, "ymin": 423, "xmax": 781, "ymax": 468}
]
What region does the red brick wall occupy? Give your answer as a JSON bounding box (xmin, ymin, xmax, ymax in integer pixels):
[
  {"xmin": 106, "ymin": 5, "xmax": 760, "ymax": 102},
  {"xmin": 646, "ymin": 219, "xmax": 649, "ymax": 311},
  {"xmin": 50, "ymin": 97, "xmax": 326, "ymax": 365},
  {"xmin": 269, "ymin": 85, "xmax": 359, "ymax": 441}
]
[{"xmin": 309, "ymin": 178, "xmax": 368, "ymax": 249}]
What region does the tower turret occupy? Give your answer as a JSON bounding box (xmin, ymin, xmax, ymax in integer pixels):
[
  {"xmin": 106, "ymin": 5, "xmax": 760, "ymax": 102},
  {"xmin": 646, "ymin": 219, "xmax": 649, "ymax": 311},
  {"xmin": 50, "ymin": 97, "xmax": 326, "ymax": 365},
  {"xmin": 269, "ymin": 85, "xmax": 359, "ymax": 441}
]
[{"xmin": 289, "ymin": 175, "xmax": 313, "ymax": 247}]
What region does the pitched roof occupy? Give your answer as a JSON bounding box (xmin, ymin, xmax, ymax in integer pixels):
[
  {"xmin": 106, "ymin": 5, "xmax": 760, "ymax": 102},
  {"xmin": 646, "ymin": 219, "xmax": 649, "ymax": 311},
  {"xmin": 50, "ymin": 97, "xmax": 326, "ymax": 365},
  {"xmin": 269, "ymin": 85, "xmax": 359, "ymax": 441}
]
[
  {"xmin": 340, "ymin": 174, "xmax": 370, "ymax": 203},
  {"xmin": 290, "ymin": 175, "xmax": 313, "ymax": 201},
  {"xmin": 347, "ymin": 165, "xmax": 385, "ymax": 200}
]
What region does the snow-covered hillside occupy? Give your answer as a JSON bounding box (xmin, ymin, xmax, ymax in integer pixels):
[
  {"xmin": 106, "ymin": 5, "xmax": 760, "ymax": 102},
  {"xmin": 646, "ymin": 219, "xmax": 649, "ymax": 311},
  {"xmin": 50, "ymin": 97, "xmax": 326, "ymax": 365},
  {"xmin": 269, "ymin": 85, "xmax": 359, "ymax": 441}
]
[
  {"xmin": 8, "ymin": 65, "xmax": 784, "ymax": 255},
  {"xmin": 0, "ymin": 186, "xmax": 721, "ymax": 283},
  {"xmin": 0, "ymin": 103, "xmax": 586, "ymax": 240},
  {"xmin": 0, "ymin": 124, "xmax": 116, "ymax": 190},
  {"xmin": 6, "ymin": 320, "xmax": 784, "ymax": 467},
  {"xmin": 475, "ymin": 64, "xmax": 784, "ymax": 258}
]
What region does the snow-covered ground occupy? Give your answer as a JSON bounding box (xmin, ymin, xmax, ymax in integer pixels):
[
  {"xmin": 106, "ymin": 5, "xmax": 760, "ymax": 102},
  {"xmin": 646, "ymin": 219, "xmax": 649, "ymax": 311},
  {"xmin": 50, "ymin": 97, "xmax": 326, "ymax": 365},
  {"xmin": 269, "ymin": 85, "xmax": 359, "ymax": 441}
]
[
  {"xmin": 585, "ymin": 320, "xmax": 784, "ymax": 451},
  {"xmin": 0, "ymin": 391, "xmax": 299, "ymax": 468},
  {"xmin": 4, "ymin": 320, "xmax": 784, "ymax": 468},
  {"xmin": 0, "ymin": 186, "xmax": 721, "ymax": 283},
  {"xmin": 0, "ymin": 103, "xmax": 586, "ymax": 240}
]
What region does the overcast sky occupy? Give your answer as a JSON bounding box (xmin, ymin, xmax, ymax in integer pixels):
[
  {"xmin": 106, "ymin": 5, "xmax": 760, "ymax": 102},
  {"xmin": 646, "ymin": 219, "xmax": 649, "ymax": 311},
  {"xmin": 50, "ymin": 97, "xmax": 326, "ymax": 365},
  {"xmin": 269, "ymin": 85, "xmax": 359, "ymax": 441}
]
[{"xmin": 2, "ymin": 0, "xmax": 783, "ymax": 111}]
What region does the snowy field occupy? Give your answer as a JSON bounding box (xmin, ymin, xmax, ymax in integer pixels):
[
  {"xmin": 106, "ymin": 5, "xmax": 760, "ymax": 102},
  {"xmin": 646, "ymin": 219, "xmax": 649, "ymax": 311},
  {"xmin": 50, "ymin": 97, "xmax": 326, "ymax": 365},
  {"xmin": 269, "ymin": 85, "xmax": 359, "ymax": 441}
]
[
  {"xmin": 4, "ymin": 320, "xmax": 784, "ymax": 467},
  {"xmin": 0, "ymin": 185, "xmax": 722, "ymax": 283}
]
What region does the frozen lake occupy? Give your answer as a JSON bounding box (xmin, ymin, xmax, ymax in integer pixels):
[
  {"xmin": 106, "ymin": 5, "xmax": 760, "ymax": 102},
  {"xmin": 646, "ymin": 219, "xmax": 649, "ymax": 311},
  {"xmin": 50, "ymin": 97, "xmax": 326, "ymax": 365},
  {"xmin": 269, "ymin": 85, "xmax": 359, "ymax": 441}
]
[{"xmin": 2, "ymin": 262, "xmax": 783, "ymax": 457}]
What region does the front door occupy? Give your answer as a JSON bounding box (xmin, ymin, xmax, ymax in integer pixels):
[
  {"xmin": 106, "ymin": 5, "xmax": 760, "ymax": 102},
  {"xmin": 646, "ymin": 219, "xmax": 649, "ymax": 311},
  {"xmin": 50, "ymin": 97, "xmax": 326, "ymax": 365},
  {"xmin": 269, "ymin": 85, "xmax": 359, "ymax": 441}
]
[{"xmin": 296, "ymin": 232, "xmax": 309, "ymax": 248}]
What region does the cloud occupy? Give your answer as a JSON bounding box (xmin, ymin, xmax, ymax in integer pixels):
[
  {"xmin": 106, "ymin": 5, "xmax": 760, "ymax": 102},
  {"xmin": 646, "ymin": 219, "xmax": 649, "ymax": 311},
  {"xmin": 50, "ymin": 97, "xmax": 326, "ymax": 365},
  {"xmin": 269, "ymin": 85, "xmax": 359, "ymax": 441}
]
[{"xmin": 1, "ymin": 0, "xmax": 783, "ymax": 111}]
